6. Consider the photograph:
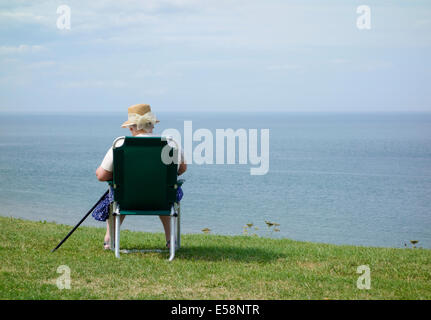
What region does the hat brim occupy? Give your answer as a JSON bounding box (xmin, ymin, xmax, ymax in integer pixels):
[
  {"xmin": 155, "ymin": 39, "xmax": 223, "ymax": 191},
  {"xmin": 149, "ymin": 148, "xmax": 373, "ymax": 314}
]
[{"xmin": 121, "ymin": 119, "xmax": 160, "ymax": 128}]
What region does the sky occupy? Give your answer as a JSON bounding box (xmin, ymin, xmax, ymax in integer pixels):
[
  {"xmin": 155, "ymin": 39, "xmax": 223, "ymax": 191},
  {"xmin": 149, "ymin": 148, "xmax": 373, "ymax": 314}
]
[{"xmin": 0, "ymin": 0, "xmax": 430, "ymax": 113}]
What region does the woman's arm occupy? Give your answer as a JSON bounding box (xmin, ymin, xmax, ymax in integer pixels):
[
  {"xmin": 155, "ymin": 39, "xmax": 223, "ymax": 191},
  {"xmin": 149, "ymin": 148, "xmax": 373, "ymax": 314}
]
[{"xmin": 96, "ymin": 166, "xmax": 113, "ymax": 181}]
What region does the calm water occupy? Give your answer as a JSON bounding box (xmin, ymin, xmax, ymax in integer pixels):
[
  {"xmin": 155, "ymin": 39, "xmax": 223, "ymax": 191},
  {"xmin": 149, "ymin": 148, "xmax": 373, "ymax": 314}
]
[{"xmin": 0, "ymin": 112, "xmax": 430, "ymax": 248}]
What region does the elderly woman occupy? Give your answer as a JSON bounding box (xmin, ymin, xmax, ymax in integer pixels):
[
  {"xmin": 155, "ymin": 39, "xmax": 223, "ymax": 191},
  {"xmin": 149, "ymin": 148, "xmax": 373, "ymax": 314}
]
[{"xmin": 95, "ymin": 104, "xmax": 187, "ymax": 250}]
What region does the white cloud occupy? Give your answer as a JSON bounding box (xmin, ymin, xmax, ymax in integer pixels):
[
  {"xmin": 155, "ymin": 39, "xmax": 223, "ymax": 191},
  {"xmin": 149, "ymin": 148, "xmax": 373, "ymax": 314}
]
[
  {"xmin": 330, "ymin": 58, "xmax": 350, "ymax": 65},
  {"xmin": 0, "ymin": 11, "xmax": 44, "ymax": 21},
  {"xmin": 0, "ymin": 44, "xmax": 45, "ymax": 55},
  {"xmin": 59, "ymin": 80, "xmax": 128, "ymax": 89},
  {"xmin": 24, "ymin": 60, "xmax": 57, "ymax": 69},
  {"xmin": 415, "ymin": 19, "xmax": 431, "ymax": 27},
  {"xmin": 57, "ymin": 79, "xmax": 166, "ymax": 96},
  {"xmin": 267, "ymin": 64, "xmax": 302, "ymax": 71}
]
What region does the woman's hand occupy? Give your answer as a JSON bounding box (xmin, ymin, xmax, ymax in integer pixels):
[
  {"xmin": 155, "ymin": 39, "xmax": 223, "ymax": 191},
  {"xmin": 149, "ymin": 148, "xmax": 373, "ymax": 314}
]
[{"xmin": 178, "ymin": 163, "xmax": 187, "ymax": 176}]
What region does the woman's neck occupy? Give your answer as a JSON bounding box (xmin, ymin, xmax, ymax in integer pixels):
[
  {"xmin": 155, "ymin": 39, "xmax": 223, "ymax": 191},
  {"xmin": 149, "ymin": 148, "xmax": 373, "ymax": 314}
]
[{"xmin": 132, "ymin": 129, "xmax": 152, "ymax": 136}]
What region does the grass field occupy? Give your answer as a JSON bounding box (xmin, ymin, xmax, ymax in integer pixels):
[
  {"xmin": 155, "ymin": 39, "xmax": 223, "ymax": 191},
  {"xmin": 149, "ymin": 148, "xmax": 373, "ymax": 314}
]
[{"xmin": 0, "ymin": 216, "xmax": 430, "ymax": 299}]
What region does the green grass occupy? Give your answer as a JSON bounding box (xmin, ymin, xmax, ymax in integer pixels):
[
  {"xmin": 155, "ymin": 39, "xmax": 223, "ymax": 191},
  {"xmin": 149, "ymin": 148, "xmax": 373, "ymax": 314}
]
[{"xmin": 1, "ymin": 216, "xmax": 430, "ymax": 299}]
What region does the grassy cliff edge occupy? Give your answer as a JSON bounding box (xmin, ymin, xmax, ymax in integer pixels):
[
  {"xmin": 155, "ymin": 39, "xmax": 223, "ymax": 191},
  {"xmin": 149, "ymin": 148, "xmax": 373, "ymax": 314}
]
[{"xmin": 0, "ymin": 216, "xmax": 430, "ymax": 299}]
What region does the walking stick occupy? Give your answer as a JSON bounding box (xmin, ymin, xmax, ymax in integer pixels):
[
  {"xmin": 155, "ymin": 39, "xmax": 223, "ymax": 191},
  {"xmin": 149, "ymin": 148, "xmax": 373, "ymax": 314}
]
[{"xmin": 51, "ymin": 189, "xmax": 109, "ymax": 252}]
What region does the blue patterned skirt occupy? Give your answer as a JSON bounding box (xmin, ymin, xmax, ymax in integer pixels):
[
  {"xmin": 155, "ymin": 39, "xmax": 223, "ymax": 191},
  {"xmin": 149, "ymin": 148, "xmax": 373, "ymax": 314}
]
[{"xmin": 92, "ymin": 186, "xmax": 183, "ymax": 222}]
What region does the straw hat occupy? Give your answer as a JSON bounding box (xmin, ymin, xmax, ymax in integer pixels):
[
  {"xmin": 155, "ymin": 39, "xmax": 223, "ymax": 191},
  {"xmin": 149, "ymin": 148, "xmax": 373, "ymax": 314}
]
[{"xmin": 121, "ymin": 103, "xmax": 160, "ymax": 129}]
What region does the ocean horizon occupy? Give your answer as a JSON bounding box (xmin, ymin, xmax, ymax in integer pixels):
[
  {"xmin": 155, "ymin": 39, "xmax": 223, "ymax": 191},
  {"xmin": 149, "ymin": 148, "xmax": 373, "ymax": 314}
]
[{"xmin": 1, "ymin": 111, "xmax": 430, "ymax": 249}]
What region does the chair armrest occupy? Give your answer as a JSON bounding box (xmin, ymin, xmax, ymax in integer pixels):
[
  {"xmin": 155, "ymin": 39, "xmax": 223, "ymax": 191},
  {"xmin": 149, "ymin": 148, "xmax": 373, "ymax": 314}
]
[{"xmin": 177, "ymin": 179, "xmax": 185, "ymax": 187}]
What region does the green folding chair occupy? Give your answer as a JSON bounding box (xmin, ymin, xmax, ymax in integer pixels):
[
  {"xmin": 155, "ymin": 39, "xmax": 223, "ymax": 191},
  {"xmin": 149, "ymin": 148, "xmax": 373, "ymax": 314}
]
[{"xmin": 107, "ymin": 136, "xmax": 184, "ymax": 261}]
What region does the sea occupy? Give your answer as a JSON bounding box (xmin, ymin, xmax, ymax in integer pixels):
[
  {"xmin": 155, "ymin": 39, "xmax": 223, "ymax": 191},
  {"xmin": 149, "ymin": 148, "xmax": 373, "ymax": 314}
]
[{"xmin": 0, "ymin": 112, "xmax": 430, "ymax": 249}]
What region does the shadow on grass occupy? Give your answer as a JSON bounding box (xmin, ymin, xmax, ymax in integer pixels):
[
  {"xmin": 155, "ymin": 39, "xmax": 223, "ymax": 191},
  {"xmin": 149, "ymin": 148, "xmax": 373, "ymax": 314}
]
[
  {"xmin": 120, "ymin": 243, "xmax": 286, "ymax": 263},
  {"xmin": 178, "ymin": 245, "xmax": 286, "ymax": 263}
]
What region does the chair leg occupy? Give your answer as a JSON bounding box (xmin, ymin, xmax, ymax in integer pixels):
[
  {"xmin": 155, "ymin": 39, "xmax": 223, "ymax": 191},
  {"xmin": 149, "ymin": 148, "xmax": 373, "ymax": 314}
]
[
  {"xmin": 176, "ymin": 203, "xmax": 181, "ymax": 249},
  {"xmin": 168, "ymin": 213, "xmax": 176, "ymax": 261},
  {"xmin": 109, "ymin": 207, "xmax": 115, "ymax": 251},
  {"xmin": 115, "ymin": 214, "xmax": 120, "ymax": 258}
]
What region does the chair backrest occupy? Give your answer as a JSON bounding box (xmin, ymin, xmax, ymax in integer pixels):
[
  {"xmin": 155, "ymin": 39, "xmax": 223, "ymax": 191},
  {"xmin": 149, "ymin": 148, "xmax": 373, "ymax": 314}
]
[{"xmin": 112, "ymin": 136, "xmax": 178, "ymax": 211}]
